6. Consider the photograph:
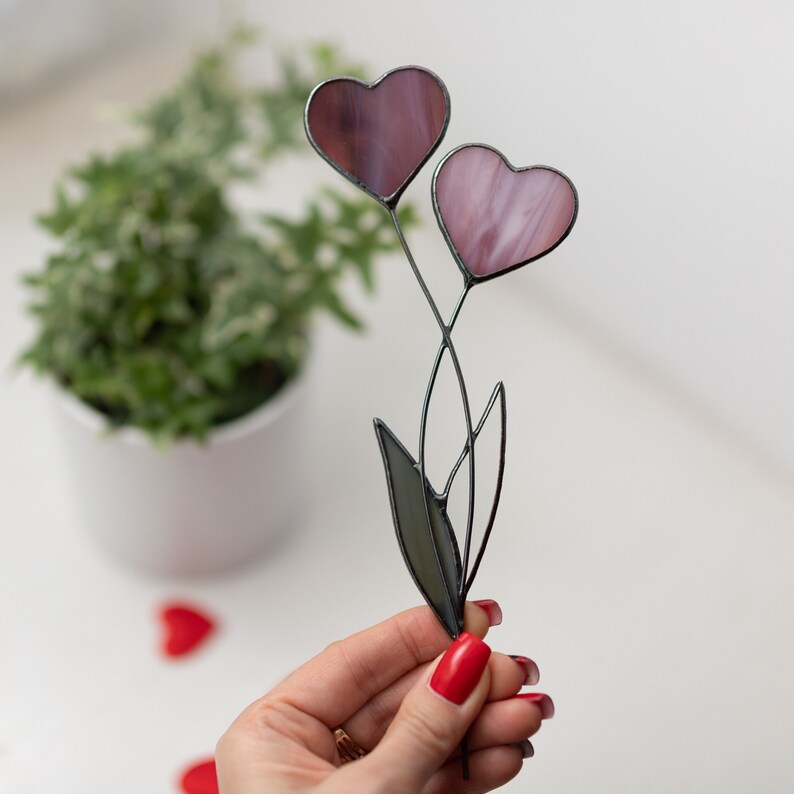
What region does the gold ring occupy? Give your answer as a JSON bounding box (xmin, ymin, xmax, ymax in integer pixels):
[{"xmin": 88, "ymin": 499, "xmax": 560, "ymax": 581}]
[{"xmin": 333, "ymin": 727, "xmax": 367, "ymax": 764}]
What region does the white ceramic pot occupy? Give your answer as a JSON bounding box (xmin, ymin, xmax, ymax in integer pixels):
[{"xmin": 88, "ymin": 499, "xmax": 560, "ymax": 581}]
[{"xmin": 53, "ymin": 371, "xmax": 309, "ymax": 577}]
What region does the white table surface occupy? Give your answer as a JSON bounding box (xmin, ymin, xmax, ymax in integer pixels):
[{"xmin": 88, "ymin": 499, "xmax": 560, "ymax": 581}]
[{"xmin": 2, "ymin": 42, "xmax": 794, "ymax": 794}]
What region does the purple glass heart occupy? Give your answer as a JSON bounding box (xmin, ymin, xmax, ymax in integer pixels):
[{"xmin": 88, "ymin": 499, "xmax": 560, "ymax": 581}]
[
  {"xmin": 433, "ymin": 144, "xmax": 578, "ymax": 282},
  {"xmin": 305, "ymin": 66, "xmax": 449, "ymax": 207}
]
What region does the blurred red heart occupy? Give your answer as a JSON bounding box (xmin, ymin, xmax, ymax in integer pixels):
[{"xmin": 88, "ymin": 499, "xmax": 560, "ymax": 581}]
[
  {"xmin": 160, "ymin": 602, "xmax": 216, "ymax": 658},
  {"xmin": 179, "ymin": 758, "xmax": 218, "ymax": 794},
  {"xmin": 306, "ymin": 66, "xmax": 449, "ymax": 205}
]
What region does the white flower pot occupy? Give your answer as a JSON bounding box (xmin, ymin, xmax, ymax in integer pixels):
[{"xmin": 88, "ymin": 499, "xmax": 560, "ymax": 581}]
[{"xmin": 53, "ymin": 371, "xmax": 309, "ymax": 577}]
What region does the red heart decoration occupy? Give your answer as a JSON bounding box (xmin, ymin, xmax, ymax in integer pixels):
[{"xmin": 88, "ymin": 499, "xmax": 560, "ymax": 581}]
[
  {"xmin": 305, "ymin": 66, "xmax": 449, "ymax": 207},
  {"xmin": 179, "ymin": 758, "xmax": 218, "ymax": 794},
  {"xmin": 159, "ymin": 602, "xmax": 216, "ymax": 659},
  {"xmin": 433, "ymin": 144, "xmax": 577, "ymax": 283}
]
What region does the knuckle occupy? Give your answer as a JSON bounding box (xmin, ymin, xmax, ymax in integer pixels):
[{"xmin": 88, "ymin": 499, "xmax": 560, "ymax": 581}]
[
  {"xmin": 322, "ymin": 637, "xmax": 345, "ymax": 657},
  {"xmin": 224, "ymin": 693, "xmax": 290, "ymax": 745},
  {"xmin": 247, "ymin": 694, "xmax": 292, "ymax": 734},
  {"xmin": 393, "ymin": 610, "xmax": 437, "ymax": 664}
]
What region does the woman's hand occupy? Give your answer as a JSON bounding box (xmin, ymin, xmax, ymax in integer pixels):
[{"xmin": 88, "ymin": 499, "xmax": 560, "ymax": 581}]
[{"xmin": 216, "ymin": 601, "xmax": 553, "ymax": 793}]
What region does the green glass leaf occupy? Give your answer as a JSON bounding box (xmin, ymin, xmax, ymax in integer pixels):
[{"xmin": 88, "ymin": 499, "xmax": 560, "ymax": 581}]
[{"xmin": 374, "ymin": 418, "xmax": 462, "ymax": 637}]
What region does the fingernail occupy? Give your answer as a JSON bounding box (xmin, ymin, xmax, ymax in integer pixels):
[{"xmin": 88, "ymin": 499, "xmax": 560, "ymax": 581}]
[
  {"xmin": 509, "ymin": 655, "xmax": 540, "ymax": 686},
  {"xmin": 516, "ymin": 692, "xmax": 555, "ymax": 719},
  {"xmin": 472, "ymin": 599, "xmax": 502, "ymax": 626},
  {"xmin": 513, "ymin": 739, "xmax": 534, "ymax": 759},
  {"xmin": 429, "ymin": 632, "xmax": 491, "ymax": 705}
]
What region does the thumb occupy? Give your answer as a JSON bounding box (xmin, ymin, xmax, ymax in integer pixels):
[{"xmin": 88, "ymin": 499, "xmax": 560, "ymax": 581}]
[{"xmin": 344, "ymin": 632, "xmax": 491, "ymax": 792}]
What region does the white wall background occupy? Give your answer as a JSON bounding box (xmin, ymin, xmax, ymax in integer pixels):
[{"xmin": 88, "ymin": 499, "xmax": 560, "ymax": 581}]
[
  {"xmin": 0, "ymin": 0, "xmax": 171, "ymax": 100},
  {"xmin": 232, "ymin": 0, "xmax": 794, "ymax": 476},
  {"xmin": 5, "ymin": 0, "xmax": 791, "ymax": 472}
]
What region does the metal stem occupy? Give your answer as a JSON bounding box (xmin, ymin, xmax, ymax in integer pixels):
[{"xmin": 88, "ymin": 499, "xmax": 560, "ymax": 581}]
[
  {"xmin": 464, "ymin": 383, "xmax": 506, "ymax": 596},
  {"xmin": 442, "ymin": 380, "xmax": 502, "ymax": 500},
  {"xmin": 418, "ymin": 285, "xmax": 469, "ymax": 504},
  {"xmin": 389, "ymin": 209, "xmax": 477, "ymax": 613}
]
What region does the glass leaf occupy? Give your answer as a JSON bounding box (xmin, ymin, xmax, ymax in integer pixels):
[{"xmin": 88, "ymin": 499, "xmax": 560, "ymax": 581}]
[{"xmin": 374, "ymin": 418, "xmax": 462, "ymax": 637}]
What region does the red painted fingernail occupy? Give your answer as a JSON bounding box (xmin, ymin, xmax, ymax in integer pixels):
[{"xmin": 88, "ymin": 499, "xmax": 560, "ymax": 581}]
[
  {"xmin": 472, "ymin": 599, "xmax": 502, "ymax": 626},
  {"xmin": 429, "ymin": 632, "xmax": 491, "ymax": 705},
  {"xmin": 516, "ymin": 692, "xmax": 555, "ymax": 719},
  {"xmin": 509, "ymin": 655, "xmax": 540, "ymax": 686}
]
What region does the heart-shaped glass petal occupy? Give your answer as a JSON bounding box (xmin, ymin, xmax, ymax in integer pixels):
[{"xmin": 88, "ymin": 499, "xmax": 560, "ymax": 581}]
[
  {"xmin": 433, "ymin": 144, "xmax": 578, "ymax": 283},
  {"xmin": 305, "ymin": 66, "xmax": 450, "ymax": 208}
]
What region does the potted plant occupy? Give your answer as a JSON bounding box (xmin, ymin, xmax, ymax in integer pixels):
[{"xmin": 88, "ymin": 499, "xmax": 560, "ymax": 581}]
[{"xmin": 20, "ymin": 31, "xmax": 416, "ymax": 576}]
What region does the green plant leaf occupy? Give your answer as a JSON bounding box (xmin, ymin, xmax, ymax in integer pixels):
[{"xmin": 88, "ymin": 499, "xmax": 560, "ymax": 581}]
[{"xmin": 19, "ymin": 29, "xmax": 416, "ymax": 444}]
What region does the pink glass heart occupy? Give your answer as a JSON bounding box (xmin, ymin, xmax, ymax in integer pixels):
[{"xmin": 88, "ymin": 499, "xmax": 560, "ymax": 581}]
[
  {"xmin": 305, "ymin": 66, "xmax": 449, "ymax": 207},
  {"xmin": 433, "ymin": 144, "xmax": 577, "ymax": 282}
]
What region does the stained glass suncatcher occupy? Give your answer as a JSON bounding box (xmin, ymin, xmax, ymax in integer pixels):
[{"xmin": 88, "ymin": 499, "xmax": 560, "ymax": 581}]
[{"xmin": 305, "ymin": 65, "xmax": 578, "ymax": 778}]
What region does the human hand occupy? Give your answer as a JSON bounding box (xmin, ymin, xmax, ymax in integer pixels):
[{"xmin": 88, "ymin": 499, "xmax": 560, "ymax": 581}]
[{"xmin": 216, "ymin": 601, "xmax": 553, "ymax": 793}]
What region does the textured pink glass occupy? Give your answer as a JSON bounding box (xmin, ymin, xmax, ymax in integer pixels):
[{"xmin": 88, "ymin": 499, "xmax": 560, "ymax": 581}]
[
  {"xmin": 306, "ymin": 67, "xmax": 448, "ymax": 203},
  {"xmin": 434, "ymin": 145, "xmax": 576, "ymax": 280}
]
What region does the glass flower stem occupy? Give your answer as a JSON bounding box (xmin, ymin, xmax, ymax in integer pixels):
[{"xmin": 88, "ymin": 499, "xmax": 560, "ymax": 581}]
[
  {"xmin": 464, "ymin": 382, "xmax": 506, "ymax": 597},
  {"xmin": 389, "ymin": 208, "xmax": 476, "ymax": 612},
  {"xmin": 416, "ymin": 285, "xmax": 478, "ymax": 595},
  {"xmin": 442, "ymin": 380, "xmax": 503, "ymax": 500},
  {"xmin": 418, "ymin": 284, "xmax": 470, "ymax": 498}
]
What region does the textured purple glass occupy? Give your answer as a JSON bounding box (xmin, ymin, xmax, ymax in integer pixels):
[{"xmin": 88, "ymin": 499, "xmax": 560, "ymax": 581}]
[
  {"xmin": 434, "ymin": 145, "xmax": 576, "ymax": 280},
  {"xmin": 306, "ymin": 67, "xmax": 448, "ymax": 203}
]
